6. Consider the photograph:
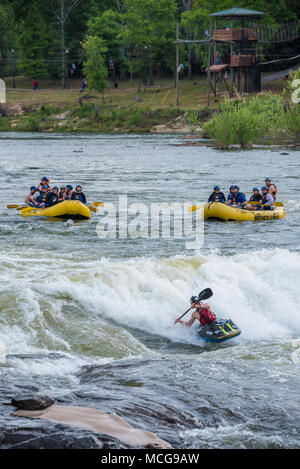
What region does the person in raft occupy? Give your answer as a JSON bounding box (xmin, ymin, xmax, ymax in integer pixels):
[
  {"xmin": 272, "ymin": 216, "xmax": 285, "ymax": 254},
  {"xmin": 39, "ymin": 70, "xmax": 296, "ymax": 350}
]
[
  {"xmin": 47, "ymin": 186, "xmax": 60, "ymax": 206},
  {"xmin": 175, "ymin": 296, "xmax": 216, "ymax": 329},
  {"xmin": 246, "ymin": 186, "xmax": 275, "ymax": 211},
  {"xmin": 24, "ymin": 186, "xmax": 39, "ymax": 206},
  {"xmin": 36, "ymin": 185, "xmax": 52, "ymax": 207},
  {"xmin": 208, "ymin": 186, "xmax": 226, "ymax": 203},
  {"xmin": 249, "ymin": 187, "xmax": 262, "ymax": 203},
  {"xmin": 71, "ymin": 184, "xmax": 87, "ymax": 203},
  {"xmin": 65, "ymin": 185, "xmax": 74, "ymax": 200},
  {"xmin": 264, "ymin": 178, "xmax": 277, "ymax": 201},
  {"xmin": 40, "ymin": 176, "xmax": 51, "ymax": 189},
  {"xmin": 225, "ymin": 185, "xmax": 247, "ymax": 208}
]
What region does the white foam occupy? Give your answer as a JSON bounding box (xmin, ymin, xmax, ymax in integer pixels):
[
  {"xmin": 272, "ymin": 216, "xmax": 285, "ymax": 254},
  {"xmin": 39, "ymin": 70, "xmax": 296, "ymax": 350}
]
[{"xmin": 1, "ymin": 249, "xmax": 299, "ymax": 356}]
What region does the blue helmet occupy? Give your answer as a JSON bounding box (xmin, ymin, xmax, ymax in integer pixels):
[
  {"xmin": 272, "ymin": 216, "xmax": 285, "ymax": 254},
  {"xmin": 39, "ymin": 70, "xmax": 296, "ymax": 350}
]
[
  {"xmin": 261, "ymin": 186, "xmax": 268, "ymax": 191},
  {"xmin": 42, "ymin": 185, "xmax": 48, "ymax": 189},
  {"xmin": 252, "ymin": 187, "xmax": 259, "ymax": 192},
  {"xmin": 265, "ymin": 178, "xmax": 271, "ymax": 182},
  {"xmin": 30, "ymin": 186, "xmax": 37, "ymax": 191},
  {"xmin": 214, "ymin": 185, "xmax": 220, "ymax": 191},
  {"xmin": 66, "ymin": 185, "xmax": 73, "ymax": 190},
  {"xmin": 52, "ymin": 186, "xmax": 58, "ymax": 190},
  {"xmin": 232, "ymin": 185, "xmax": 239, "ymax": 190}
]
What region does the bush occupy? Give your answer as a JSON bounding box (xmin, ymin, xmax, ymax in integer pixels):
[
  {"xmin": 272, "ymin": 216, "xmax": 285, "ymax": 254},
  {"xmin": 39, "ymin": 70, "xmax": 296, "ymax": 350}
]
[
  {"xmin": 203, "ymin": 94, "xmax": 287, "ymax": 147},
  {"xmin": 19, "ymin": 115, "xmax": 42, "ymax": 132}
]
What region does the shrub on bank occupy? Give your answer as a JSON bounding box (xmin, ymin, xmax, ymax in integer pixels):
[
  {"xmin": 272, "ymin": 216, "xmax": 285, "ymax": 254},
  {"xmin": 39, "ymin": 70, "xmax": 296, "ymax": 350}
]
[{"xmin": 203, "ymin": 93, "xmax": 292, "ymax": 148}]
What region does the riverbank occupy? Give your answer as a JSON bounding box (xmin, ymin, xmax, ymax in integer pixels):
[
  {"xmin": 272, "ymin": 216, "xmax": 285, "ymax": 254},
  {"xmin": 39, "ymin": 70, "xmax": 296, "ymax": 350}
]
[{"xmin": 0, "ymin": 74, "xmax": 289, "ymax": 137}]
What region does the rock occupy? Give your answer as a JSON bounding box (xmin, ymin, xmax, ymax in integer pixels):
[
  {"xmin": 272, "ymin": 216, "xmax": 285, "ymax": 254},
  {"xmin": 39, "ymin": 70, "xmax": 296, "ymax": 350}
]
[
  {"xmin": 1, "ymin": 426, "xmax": 132, "ymax": 449},
  {"xmin": 11, "ymin": 395, "xmax": 55, "ymax": 411}
]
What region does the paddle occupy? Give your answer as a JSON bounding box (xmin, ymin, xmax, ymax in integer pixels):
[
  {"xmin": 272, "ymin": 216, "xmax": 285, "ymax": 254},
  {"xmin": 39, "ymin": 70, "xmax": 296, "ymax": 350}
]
[
  {"xmin": 7, "ymin": 204, "xmax": 22, "ymax": 209},
  {"xmin": 246, "ymin": 200, "xmax": 283, "ymax": 207},
  {"xmin": 174, "ymin": 288, "xmax": 213, "ymax": 324}
]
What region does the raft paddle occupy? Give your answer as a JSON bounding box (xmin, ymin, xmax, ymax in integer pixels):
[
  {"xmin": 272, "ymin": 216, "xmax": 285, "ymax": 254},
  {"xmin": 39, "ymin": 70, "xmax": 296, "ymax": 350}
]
[
  {"xmin": 174, "ymin": 288, "xmax": 213, "ymax": 324},
  {"xmin": 7, "ymin": 204, "xmax": 22, "ymax": 209}
]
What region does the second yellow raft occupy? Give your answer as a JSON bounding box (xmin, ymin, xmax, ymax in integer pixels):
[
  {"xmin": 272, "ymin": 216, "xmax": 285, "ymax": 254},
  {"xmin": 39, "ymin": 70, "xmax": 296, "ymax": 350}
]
[
  {"xmin": 20, "ymin": 200, "xmax": 91, "ymax": 220},
  {"xmin": 203, "ymin": 202, "xmax": 286, "ymax": 221}
]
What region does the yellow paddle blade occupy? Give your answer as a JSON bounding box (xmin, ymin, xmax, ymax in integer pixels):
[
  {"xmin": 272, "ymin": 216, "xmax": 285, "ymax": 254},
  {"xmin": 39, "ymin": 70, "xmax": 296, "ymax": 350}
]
[
  {"xmin": 17, "ymin": 205, "xmax": 34, "ymax": 211},
  {"xmin": 88, "ymin": 205, "xmax": 98, "ymax": 212},
  {"xmin": 7, "ymin": 204, "xmax": 20, "ymax": 209},
  {"xmin": 91, "ymin": 202, "xmax": 104, "ymax": 207},
  {"xmin": 247, "ymin": 200, "xmax": 283, "ymax": 207},
  {"xmin": 188, "ymin": 205, "xmax": 201, "ymax": 213}
]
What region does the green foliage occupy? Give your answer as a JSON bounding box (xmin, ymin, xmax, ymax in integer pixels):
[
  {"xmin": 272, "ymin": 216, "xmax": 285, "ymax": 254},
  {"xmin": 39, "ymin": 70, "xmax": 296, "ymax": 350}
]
[
  {"xmin": 203, "ymin": 93, "xmax": 286, "ymax": 147},
  {"xmin": 76, "ymin": 103, "xmax": 94, "ymax": 118},
  {"xmin": 18, "ymin": 115, "xmax": 42, "ymax": 132},
  {"xmin": 82, "ymin": 36, "xmax": 108, "ymax": 98}
]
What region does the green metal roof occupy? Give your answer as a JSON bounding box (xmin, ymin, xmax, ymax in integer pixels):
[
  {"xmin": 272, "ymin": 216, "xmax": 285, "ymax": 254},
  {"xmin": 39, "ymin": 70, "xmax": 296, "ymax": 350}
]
[{"xmin": 210, "ymin": 7, "xmax": 265, "ymax": 18}]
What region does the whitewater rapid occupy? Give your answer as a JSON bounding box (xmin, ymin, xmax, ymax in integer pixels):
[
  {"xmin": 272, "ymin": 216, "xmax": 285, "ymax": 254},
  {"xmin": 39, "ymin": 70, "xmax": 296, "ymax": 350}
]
[{"xmin": 1, "ymin": 248, "xmax": 299, "ymax": 361}]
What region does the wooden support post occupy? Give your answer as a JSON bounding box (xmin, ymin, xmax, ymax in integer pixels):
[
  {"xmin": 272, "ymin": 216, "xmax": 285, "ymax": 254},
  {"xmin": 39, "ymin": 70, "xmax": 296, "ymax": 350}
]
[
  {"xmin": 207, "ymin": 21, "xmax": 211, "ymax": 106},
  {"xmin": 176, "ymin": 23, "xmax": 179, "ymax": 106},
  {"xmin": 230, "ymin": 19, "xmax": 233, "ymax": 97}
]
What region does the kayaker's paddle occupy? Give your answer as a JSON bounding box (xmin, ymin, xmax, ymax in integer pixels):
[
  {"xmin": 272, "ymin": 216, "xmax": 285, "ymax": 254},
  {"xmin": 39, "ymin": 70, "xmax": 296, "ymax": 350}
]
[{"xmin": 174, "ymin": 288, "xmax": 213, "ymax": 324}]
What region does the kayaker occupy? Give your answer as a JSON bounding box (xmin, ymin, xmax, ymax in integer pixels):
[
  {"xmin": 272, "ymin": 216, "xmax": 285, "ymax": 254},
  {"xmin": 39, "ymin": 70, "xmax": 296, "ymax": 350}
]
[
  {"xmin": 208, "ymin": 186, "xmax": 226, "ymax": 203},
  {"xmin": 65, "ymin": 185, "xmax": 74, "ymax": 200},
  {"xmin": 36, "ymin": 185, "xmax": 52, "ymax": 207},
  {"xmin": 24, "ymin": 186, "xmax": 39, "ymax": 206},
  {"xmin": 249, "ymin": 187, "xmax": 262, "ymax": 203},
  {"xmin": 265, "ymin": 178, "xmax": 277, "ymax": 200},
  {"xmin": 175, "ymin": 296, "xmax": 216, "ymax": 328},
  {"xmin": 71, "ymin": 185, "xmax": 87, "ymax": 203},
  {"xmin": 225, "ymin": 185, "xmax": 247, "ymax": 208}
]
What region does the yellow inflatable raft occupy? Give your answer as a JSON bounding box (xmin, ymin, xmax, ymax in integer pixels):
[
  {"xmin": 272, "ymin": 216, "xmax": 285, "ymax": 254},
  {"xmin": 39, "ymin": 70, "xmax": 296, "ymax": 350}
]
[
  {"xmin": 20, "ymin": 200, "xmax": 91, "ymax": 220},
  {"xmin": 203, "ymin": 202, "xmax": 286, "ymax": 221}
]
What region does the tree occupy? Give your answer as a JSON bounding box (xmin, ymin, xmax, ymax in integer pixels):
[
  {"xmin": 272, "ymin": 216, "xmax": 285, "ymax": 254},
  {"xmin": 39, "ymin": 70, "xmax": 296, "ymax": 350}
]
[
  {"xmin": 46, "ymin": 0, "xmax": 84, "ymax": 88},
  {"xmin": 87, "ymin": 9, "xmax": 126, "ymax": 82},
  {"xmin": 121, "ymin": 0, "xmax": 177, "ymax": 89},
  {"xmin": 82, "ymin": 35, "xmax": 108, "ymax": 102}
]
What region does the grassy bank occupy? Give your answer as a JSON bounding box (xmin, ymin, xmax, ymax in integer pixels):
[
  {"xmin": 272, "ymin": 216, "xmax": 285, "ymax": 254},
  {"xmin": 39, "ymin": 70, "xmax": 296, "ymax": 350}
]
[{"xmin": 0, "ymin": 74, "xmax": 294, "ymax": 139}]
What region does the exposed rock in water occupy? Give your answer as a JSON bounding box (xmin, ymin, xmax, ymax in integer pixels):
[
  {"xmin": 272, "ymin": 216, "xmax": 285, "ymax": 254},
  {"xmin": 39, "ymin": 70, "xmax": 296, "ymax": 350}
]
[
  {"xmin": 11, "ymin": 395, "xmax": 55, "ymax": 411},
  {"xmin": 1, "ymin": 425, "xmax": 133, "ymax": 449},
  {"xmin": 12, "ymin": 404, "xmax": 172, "ymax": 448}
]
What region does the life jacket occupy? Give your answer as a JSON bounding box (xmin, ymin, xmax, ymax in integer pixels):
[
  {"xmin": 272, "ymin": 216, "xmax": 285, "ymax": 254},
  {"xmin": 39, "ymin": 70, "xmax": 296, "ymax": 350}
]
[
  {"xmin": 197, "ymin": 308, "xmax": 216, "ymax": 326},
  {"xmin": 228, "ymin": 192, "xmax": 246, "ymax": 205},
  {"xmin": 262, "ymin": 193, "xmax": 274, "ymax": 207},
  {"xmin": 71, "ymin": 192, "xmax": 84, "ymax": 203},
  {"xmin": 65, "ymin": 191, "xmax": 73, "ymax": 200},
  {"xmin": 211, "ymin": 192, "xmax": 224, "ymax": 203},
  {"xmin": 268, "ymin": 183, "xmax": 277, "ymax": 199},
  {"xmin": 37, "ymin": 192, "xmax": 48, "ymax": 204},
  {"xmin": 250, "ymin": 193, "xmax": 262, "ymax": 202}
]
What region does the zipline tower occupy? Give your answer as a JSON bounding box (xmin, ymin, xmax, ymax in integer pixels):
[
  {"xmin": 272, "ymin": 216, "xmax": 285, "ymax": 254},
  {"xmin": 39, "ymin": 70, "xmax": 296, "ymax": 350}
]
[{"xmin": 208, "ymin": 7, "xmax": 265, "ymax": 99}]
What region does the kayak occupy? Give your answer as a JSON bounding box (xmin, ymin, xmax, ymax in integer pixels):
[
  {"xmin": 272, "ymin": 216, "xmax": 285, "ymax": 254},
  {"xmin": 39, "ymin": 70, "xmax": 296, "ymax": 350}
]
[
  {"xmin": 203, "ymin": 202, "xmax": 286, "ymax": 221},
  {"xmin": 20, "ymin": 200, "xmax": 91, "ymax": 220},
  {"xmin": 198, "ymin": 318, "xmax": 241, "ymax": 343}
]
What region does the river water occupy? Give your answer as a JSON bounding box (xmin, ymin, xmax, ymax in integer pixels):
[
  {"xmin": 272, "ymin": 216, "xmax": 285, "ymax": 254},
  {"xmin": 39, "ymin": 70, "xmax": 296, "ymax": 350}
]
[{"xmin": 0, "ymin": 133, "xmax": 299, "ymax": 449}]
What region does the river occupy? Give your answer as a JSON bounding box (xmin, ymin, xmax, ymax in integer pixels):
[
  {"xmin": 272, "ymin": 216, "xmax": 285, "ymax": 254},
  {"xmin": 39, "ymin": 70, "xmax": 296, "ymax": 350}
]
[{"xmin": 0, "ymin": 132, "xmax": 299, "ymax": 449}]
